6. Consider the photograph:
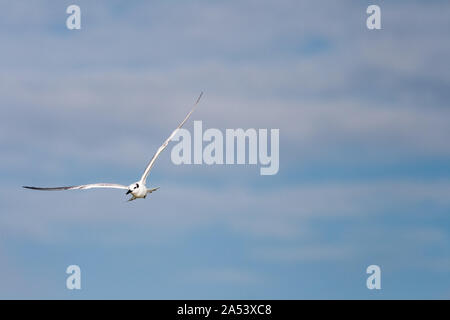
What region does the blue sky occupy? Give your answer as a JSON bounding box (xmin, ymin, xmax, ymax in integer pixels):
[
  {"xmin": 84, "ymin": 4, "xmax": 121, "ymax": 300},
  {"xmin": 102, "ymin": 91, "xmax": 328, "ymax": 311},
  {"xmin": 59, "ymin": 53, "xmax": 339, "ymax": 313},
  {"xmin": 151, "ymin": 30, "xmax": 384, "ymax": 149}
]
[{"xmin": 1, "ymin": 0, "xmax": 450, "ymax": 299}]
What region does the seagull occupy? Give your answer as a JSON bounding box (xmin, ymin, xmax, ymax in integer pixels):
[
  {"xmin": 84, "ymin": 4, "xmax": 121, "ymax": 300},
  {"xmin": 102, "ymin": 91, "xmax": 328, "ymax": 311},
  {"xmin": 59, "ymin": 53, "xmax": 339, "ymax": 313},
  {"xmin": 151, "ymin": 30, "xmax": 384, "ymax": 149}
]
[{"xmin": 23, "ymin": 92, "xmax": 203, "ymax": 201}]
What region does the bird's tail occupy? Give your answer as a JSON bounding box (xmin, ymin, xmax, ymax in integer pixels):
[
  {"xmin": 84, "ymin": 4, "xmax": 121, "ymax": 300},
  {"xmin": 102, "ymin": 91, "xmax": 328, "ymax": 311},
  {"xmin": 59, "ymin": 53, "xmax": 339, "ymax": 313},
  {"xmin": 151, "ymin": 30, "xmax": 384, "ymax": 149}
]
[{"xmin": 147, "ymin": 187, "xmax": 160, "ymax": 194}]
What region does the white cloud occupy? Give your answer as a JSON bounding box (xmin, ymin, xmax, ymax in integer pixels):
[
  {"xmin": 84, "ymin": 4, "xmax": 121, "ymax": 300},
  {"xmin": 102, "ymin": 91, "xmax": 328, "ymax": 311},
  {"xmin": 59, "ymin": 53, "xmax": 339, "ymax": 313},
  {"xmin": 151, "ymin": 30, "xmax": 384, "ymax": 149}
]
[{"xmin": 2, "ymin": 179, "xmax": 450, "ymax": 246}]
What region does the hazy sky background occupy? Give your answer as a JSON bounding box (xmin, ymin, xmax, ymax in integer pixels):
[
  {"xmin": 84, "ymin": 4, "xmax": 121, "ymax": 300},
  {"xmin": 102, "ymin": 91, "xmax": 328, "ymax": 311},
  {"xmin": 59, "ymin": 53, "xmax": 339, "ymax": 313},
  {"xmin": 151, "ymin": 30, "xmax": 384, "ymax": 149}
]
[{"xmin": 1, "ymin": 0, "xmax": 450, "ymax": 299}]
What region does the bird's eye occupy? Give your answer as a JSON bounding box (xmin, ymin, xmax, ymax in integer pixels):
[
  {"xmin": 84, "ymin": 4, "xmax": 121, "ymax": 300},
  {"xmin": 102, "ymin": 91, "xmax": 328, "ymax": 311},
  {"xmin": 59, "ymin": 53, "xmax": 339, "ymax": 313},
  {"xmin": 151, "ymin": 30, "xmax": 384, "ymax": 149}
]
[{"xmin": 136, "ymin": 184, "xmax": 139, "ymax": 188}]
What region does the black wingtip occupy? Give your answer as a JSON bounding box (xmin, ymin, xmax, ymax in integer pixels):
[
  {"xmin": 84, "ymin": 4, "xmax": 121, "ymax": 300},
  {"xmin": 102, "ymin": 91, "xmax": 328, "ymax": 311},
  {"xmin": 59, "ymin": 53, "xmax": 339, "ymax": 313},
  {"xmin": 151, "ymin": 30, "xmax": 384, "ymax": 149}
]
[
  {"xmin": 196, "ymin": 91, "xmax": 204, "ymax": 104},
  {"xmin": 23, "ymin": 186, "xmax": 40, "ymax": 190}
]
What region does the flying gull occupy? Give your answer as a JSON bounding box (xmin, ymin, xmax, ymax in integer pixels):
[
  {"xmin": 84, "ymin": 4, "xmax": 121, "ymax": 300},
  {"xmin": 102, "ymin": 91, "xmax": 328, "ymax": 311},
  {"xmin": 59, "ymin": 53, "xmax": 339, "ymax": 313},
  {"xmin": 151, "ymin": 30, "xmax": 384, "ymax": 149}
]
[{"xmin": 23, "ymin": 92, "xmax": 203, "ymax": 201}]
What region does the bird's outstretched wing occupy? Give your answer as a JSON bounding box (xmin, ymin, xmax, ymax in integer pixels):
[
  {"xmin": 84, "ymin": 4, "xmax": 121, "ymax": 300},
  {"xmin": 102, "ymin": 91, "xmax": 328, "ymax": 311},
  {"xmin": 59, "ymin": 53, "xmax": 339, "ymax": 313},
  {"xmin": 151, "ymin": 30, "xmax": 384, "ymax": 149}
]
[
  {"xmin": 139, "ymin": 92, "xmax": 203, "ymax": 185},
  {"xmin": 23, "ymin": 183, "xmax": 128, "ymax": 191}
]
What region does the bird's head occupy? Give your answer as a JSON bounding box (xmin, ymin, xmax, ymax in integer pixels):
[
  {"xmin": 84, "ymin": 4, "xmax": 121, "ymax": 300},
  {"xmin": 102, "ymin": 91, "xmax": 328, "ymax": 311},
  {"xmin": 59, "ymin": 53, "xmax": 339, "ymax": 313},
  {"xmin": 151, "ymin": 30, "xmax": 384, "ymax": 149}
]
[{"xmin": 126, "ymin": 182, "xmax": 140, "ymax": 195}]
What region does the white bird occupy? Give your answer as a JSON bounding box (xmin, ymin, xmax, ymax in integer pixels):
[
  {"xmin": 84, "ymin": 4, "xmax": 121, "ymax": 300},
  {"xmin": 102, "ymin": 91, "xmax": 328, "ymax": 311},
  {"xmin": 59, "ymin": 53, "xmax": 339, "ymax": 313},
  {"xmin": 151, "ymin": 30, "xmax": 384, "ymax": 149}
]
[{"xmin": 23, "ymin": 92, "xmax": 204, "ymax": 201}]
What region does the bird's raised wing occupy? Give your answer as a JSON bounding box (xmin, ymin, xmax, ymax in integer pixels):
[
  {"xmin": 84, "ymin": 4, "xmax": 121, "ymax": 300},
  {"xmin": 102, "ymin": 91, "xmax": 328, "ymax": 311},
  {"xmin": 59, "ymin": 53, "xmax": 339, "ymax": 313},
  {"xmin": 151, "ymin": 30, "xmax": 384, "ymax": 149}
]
[
  {"xmin": 139, "ymin": 92, "xmax": 203, "ymax": 185},
  {"xmin": 23, "ymin": 183, "xmax": 128, "ymax": 191}
]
